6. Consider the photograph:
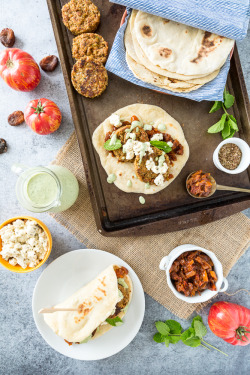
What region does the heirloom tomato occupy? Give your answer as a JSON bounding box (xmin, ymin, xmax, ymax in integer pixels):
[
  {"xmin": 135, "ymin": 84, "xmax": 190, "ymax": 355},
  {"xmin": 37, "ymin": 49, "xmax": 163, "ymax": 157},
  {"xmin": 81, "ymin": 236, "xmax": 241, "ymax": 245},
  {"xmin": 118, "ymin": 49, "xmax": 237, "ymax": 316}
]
[
  {"xmin": 24, "ymin": 98, "xmax": 62, "ymax": 135},
  {"xmin": 208, "ymin": 301, "xmax": 250, "ymax": 346},
  {"xmin": 0, "ymin": 48, "xmax": 41, "ymax": 91}
]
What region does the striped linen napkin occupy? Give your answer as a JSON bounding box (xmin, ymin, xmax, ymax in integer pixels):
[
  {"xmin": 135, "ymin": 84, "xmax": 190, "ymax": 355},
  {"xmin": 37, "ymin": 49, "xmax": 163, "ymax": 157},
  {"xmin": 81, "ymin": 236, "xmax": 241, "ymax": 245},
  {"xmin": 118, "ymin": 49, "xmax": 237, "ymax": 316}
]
[
  {"xmin": 110, "ymin": 0, "xmax": 250, "ymax": 41},
  {"xmin": 105, "ymin": 9, "xmax": 230, "ymax": 102}
]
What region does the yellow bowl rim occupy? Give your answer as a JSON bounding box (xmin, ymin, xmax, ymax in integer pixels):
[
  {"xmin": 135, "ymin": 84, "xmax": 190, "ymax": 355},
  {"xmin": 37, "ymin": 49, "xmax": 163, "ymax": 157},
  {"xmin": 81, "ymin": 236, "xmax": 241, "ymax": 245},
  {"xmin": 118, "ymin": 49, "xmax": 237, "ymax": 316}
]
[{"xmin": 0, "ymin": 216, "xmax": 52, "ymax": 273}]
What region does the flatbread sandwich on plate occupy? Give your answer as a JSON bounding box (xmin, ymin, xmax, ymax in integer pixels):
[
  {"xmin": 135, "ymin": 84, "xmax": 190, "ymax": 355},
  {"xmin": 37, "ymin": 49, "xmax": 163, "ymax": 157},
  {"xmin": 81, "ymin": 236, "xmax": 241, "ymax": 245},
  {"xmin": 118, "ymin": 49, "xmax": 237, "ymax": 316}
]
[
  {"xmin": 42, "ymin": 265, "xmax": 132, "ymax": 345},
  {"xmin": 93, "ymin": 103, "xmax": 189, "ymax": 194}
]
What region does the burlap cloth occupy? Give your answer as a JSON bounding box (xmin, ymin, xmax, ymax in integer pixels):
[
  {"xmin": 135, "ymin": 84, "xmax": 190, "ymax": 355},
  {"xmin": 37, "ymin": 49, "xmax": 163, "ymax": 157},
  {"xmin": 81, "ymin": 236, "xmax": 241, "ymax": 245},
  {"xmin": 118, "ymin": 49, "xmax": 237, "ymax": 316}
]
[{"xmin": 50, "ymin": 132, "xmax": 250, "ymax": 319}]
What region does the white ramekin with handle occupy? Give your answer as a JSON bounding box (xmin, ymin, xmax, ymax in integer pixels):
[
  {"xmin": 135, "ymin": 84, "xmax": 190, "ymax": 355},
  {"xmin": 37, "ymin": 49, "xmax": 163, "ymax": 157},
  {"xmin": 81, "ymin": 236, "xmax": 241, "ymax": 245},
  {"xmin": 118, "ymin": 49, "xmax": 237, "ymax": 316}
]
[{"xmin": 159, "ymin": 244, "xmax": 228, "ymax": 303}]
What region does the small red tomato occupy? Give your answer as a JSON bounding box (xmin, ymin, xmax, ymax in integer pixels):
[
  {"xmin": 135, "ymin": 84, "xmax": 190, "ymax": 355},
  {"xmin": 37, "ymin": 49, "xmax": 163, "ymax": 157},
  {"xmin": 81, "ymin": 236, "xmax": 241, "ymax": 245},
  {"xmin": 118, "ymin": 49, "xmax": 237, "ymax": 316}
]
[
  {"xmin": 24, "ymin": 98, "xmax": 62, "ymax": 135},
  {"xmin": 0, "ymin": 48, "xmax": 41, "ymax": 91},
  {"xmin": 208, "ymin": 301, "xmax": 250, "ymax": 346}
]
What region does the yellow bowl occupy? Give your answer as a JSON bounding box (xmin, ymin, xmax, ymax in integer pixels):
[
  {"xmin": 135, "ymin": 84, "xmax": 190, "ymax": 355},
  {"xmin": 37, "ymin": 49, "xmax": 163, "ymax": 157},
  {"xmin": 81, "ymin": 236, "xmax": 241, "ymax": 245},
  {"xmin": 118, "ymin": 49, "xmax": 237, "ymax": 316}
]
[{"xmin": 0, "ymin": 216, "xmax": 52, "ymax": 273}]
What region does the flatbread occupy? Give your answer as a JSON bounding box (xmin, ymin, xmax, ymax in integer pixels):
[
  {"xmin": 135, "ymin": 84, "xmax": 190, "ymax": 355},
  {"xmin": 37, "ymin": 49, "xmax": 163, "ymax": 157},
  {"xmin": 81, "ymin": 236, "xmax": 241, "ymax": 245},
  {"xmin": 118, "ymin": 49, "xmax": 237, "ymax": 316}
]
[
  {"xmin": 92, "ymin": 104, "xmax": 189, "ymax": 195},
  {"xmin": 125, "ymin": 15, "xmax": 220, "ymax": 86},
  {"xmin": 126, "ymin": 53, "xmax": 202, "ymax": 92},
  {"xmin": 43, "ymin": 265, "xmax": 133, "ymax": 343},
  {"xmin": 134, "ymin": 10, "xmax": 234, "ymax": 76}
]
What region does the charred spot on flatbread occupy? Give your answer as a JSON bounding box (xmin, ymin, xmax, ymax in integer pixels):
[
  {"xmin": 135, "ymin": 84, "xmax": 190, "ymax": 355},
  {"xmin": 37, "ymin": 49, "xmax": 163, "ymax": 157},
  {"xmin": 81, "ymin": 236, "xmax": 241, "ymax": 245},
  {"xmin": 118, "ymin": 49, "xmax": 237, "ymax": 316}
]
[
  {"xmin": 191, "ymin": 32, "xmax": 221, "ymax": 64},
  {"xmin": 142, "ymin": 25, "xmax": 152, "ymax": 37},
  {"xmin": 159, "ymin": 47, "xmax": 172, "ymax": 58}
]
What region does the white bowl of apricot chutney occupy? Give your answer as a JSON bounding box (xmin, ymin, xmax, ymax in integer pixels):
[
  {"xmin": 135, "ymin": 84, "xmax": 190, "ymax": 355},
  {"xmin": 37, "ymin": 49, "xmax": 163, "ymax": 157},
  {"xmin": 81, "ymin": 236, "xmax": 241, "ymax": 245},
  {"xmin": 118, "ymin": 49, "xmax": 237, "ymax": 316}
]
[{"xmin": 159, "ymin": 244, "xmax": 228, "ymax": 303}]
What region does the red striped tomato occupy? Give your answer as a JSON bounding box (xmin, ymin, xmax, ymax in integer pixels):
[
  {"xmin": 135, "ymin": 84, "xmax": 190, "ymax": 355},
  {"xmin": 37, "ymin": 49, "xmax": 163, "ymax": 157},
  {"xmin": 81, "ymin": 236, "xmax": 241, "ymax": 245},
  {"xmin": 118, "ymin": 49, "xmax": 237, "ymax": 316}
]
[
  {"xmin": 208, "ymin": 301, "xmax": 250, "ymax": 346},
  {"xmin": 0, "ymin": 48, "xmax": 40, "ymax": 91},
  {"xmin": 24, "ymin": 98, "xmax": 62, "ymax": 135}
]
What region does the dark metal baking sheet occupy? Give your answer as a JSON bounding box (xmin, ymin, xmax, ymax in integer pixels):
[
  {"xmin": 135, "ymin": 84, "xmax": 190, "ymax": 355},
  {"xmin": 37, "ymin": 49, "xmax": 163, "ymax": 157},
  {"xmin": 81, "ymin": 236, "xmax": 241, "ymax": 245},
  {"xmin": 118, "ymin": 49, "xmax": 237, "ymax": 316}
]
[{"xmin": 47, "ymin": 0, "xmax": 250, "ymax": 236}]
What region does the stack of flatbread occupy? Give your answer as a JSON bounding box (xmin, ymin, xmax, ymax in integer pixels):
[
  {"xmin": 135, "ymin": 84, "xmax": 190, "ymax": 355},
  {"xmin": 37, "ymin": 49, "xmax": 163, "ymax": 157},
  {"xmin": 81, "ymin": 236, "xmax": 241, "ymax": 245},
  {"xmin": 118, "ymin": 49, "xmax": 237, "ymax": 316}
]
[{"xmin": 124, "ymin": 10, "xmax": 235, "ymax": 93}]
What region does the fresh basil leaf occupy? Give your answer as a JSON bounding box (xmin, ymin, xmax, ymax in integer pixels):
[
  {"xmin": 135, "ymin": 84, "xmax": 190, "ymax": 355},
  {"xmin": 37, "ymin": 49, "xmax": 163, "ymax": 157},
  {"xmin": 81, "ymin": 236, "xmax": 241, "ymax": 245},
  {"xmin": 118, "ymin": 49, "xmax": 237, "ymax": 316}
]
[
  {"xmin": 104, "ymin": 138, "xmax": 122, "ymax": 151},
  {"xmin": 221, "ymin": 120, "xmax": 231, "ymax": 139},
  {"xmin": 191, "ymin": 315, "xmax": 203, "ymax": 329},
  {"xmin": 165, "ymin": 320, "xmax": 182, "ymax": 334},
  {"xmin": 150, "ymin": 141, "xmax": 172, "ymax": 153},
  {"xmin": 183, "ymin": 336, "xmax": 201, "ymax": 347},
  {"xmin": 168, "ymin": 335, "xmax": 181, "ymax": 344},
  {"xmin": 155, "ymin": 321, "xmax": 170, "ymax": 336},
  {"xmin": 153, "ymin": 333, "xmax": 165, "ymax": 343},
  {"xmin": 165, "ymin": 338, "xmax": 170, "ymax": 347},
  {"xmin": 209, "ymin": 101, "xmax": 222, "ymax": 113},
  {"xmin": 106, "ymin": 316, "xmax": 123, "ymax": 326},
  {"xmin": 228, "ymin": 117, "xmax": 239, "ymax": 131},
  {"xmin": 207, "ymin": 113, "xmax": 227, "ymax": 133},
  {"xmin": 194, "ymin": 321, "xmax": 207, "ymax": 339},
  {"xmin": 224, "ymin": 91, "xmax": 235, "ymax": 109}
]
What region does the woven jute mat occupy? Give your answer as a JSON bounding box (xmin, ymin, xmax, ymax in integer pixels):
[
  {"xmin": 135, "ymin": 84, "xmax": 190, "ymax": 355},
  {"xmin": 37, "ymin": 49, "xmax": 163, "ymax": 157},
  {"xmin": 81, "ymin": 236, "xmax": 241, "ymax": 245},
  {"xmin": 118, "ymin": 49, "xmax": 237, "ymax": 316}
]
[{"xmin": 50, "ymin": 132, "xmax": 250, "ymax": 319}]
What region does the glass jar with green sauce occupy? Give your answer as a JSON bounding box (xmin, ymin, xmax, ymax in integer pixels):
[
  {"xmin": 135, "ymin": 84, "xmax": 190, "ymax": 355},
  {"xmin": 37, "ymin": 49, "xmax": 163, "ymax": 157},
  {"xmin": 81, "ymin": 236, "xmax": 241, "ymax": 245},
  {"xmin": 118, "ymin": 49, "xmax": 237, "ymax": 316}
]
[{"xmin": 12, "ymin": 164, "xmax": 79, "ymax": 213}]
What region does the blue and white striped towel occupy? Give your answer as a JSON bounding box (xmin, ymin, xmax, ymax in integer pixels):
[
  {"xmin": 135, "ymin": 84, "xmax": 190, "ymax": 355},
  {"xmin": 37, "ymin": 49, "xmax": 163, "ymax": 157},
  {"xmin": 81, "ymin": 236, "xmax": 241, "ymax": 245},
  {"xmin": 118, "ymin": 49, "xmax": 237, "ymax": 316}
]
[
  {"xmin": 105, "ymin": 9, "xmax": 230, "ymax": 102},
  {"xmin": 110, "ymin": 0, "xmax": 250, "ymax": 41}
]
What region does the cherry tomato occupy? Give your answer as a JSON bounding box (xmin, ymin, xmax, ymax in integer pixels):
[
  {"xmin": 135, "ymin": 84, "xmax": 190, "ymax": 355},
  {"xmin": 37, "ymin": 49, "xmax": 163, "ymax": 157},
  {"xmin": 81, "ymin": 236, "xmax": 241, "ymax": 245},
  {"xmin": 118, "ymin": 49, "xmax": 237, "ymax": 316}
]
[
  {"xmin": 208, "ymin": 301, "xmax": 250, "ymax": 346},
  {"xmin": 0, "ymin": 48, "xmax": 40, "ymax": 91},
  {"xmin": 24, "ymin": 98, "xmax": 62, "ymax": 135}
]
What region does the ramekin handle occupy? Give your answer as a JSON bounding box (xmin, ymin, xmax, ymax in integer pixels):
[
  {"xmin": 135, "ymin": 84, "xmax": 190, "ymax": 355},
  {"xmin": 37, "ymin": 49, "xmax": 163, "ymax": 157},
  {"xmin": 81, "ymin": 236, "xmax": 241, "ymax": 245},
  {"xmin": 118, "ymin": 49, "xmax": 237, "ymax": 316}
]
[
  {"xmin": 159, "ymin": 256, "xmax": 170, "ymax": 271},
  {"xmin": 219, "ymin": 277, "xmax": 228, "ymax": 293}
]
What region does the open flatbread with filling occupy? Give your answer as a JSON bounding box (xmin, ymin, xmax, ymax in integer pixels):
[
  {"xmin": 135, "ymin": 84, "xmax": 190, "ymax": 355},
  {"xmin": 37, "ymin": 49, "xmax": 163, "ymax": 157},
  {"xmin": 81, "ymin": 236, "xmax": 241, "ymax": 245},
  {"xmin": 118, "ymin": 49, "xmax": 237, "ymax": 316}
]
[{"xmin": 92, "ymin": 104, "xmax": 189, "ymax": 194}]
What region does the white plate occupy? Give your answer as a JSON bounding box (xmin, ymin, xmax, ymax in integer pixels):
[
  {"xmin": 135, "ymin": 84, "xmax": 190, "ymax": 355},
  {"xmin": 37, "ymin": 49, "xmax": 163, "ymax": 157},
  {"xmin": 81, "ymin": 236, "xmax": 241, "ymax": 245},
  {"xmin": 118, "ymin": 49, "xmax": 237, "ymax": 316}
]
[{"xmin": 32, "ymin": 249, "xmax": 145, "ymax": 360}]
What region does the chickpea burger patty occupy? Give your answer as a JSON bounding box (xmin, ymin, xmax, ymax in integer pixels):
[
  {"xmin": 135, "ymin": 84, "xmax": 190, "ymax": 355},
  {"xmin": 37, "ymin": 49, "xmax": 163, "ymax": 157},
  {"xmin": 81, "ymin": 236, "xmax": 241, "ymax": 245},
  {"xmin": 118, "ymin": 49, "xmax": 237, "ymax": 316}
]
[
  {"xmin": 71, "ymin": 57, "xmax": 108, "ymax": 98},
  {"xmin": 62, "ymin": 0, "xmax": 100, "ymax": 35},
  {"xmin": 72, "ymin": 33, "xmax": 108, "ymax": 63},
  {"xmin": 113, "ymin": 124, "xmax": 149, "ymax": 162},
  {"xmin": 134, "ymin": 147, "xmax": 171, "ymax": 184}
]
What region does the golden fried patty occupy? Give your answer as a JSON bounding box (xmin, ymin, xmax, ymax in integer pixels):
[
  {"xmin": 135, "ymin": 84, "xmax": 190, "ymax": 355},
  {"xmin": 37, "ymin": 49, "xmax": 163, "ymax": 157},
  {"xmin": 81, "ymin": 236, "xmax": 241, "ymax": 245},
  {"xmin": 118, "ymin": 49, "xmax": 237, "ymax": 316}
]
[
  {"xmin": 72, "ymin": 33, "xmax": 108, "ymax": 63},
  {"xmin": 62, "ymin": 0, "xmax": 100, "ymax": 35},
  {"xmin": 113, "ymin": 125, "xmax": 149, "ymax": 162},
  {"xmin": 71, "ymin": 57, "xmax": 108, "ymax": 98},
  {"xmin": 134, "ymin": 147, "xmax": 170, "ymax": 184}
]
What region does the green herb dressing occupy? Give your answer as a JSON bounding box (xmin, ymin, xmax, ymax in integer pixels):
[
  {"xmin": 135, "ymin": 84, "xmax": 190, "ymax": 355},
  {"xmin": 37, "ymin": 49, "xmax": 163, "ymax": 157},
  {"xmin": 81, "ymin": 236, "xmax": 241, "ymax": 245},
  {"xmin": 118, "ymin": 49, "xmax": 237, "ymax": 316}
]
[
  {"xmin": 127, "ymin": 180, "xmax": 132, "ymax": 187},
  {"xmin": 109, "ymin": 133, "xmax": 117, "ymax": 146},
  {"xmin": 107, "ymin": 173, "xmax": 116, "ymax": 183},
  {"xmin": 139, "ymin": 196, "xmax": 145, "ymax": 204},
  {"xmin": 158, "ymin": 153, "xmax": 166, "ymax": 168},
  {"xmin": 144, "ymin": 124, "xmax": 152, "ymax": 131},
  {"xmin": 139, "ymin": 143, "xmax": 148, "ymax": 164},
  {"xmin": 26, "ymin": 172, "xmax": 58, "ymax": 207},
  {"xmin": 118, "ymin": 278, "xmax": 128, "ymax": 288},
  {"xmin": 125, "ymin": 121, "xmax": 141, "ymax": 139}
]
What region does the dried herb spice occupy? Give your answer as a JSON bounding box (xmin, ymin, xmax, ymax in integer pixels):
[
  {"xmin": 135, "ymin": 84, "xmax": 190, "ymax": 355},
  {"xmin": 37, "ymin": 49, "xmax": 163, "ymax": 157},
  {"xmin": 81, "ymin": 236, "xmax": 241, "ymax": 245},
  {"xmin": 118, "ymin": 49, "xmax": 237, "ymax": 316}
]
[{"xmin": 218, "ymin": 143, "xmax": 242, "ymax": 170}]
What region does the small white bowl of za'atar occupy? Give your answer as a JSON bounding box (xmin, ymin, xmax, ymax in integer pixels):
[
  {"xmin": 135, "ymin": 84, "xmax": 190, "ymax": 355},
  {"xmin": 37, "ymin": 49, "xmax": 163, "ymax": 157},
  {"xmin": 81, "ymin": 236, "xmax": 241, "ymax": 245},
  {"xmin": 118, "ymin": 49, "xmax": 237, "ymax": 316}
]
[{"xmin": 213, "ymin": 138, "xmax": 250, "ymax": 174}]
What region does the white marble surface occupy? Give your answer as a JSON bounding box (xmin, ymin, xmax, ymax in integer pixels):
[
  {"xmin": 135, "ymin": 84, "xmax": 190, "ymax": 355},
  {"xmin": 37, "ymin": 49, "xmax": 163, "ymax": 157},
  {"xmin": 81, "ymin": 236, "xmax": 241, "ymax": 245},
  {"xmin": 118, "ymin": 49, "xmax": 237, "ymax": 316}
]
[{"xmin": 0, "ymin": 1, "xmax": 249, "ymax": 374}]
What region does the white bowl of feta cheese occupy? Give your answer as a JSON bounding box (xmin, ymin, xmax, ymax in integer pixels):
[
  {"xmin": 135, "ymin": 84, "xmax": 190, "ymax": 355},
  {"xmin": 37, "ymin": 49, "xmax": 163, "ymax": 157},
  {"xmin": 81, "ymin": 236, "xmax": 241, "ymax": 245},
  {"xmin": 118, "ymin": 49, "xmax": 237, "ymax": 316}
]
[{"xmin": 0, "ymin": 216, "xmax": 52, "ymax": 273}]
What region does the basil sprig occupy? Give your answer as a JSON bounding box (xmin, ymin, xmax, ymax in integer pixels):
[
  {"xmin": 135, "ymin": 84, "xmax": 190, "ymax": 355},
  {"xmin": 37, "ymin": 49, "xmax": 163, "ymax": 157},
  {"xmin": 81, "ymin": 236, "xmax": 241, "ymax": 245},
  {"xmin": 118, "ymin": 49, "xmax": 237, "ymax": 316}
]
[
  {"xmin": 208, "ymin": 90, "xmax": 238, "ymax": 139},
  {"xmin": 150, "ymin": 141, "xmax": 172, "ymax": 153},
  {"xmin": 153, "ymin": 315, "xmax": 227, "ymax": 355},
  {"xmin": 106, "ymin": 316, "xmax": 123, "ymax": 326},
  {"xmin": 104, "ymin": 138, "xmax": 122, "ymax": 151}
]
